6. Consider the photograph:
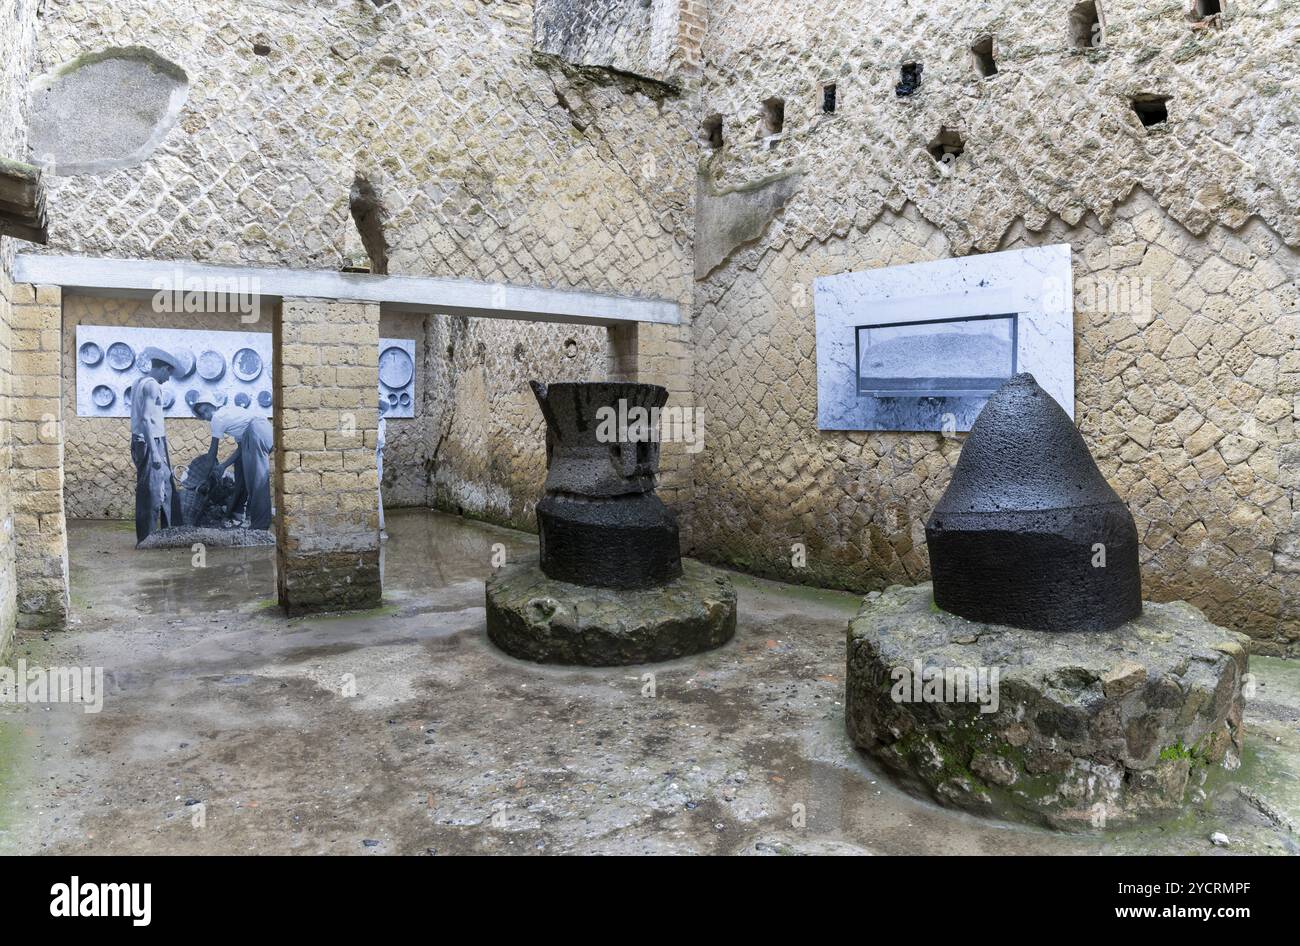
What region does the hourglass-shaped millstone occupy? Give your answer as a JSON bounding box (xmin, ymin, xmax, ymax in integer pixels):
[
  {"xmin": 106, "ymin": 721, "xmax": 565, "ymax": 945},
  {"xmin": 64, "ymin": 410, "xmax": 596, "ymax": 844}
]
[
  {"xmin": 924, "ymin": 373, "xmax": 1142, "ymax": 632},
  {"xmin": 530, "ymin": 381, "xmax": 683, "ymax": 590}
]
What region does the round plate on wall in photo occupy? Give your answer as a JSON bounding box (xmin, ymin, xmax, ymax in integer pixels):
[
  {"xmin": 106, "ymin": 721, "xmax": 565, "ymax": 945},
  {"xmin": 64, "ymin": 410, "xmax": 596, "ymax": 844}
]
[
  {"xmin": 106, "ymin": 342, "xmax": 135, "ymax": 371},
  {"xmin": 197, "ymin": 350, "xmax": 225, "ymax": 381},
  {"xmin": 91, "ymin": 384, "xmax": 115, "ymax": 409},
  {"xmin": 232, "ymin": 348, "xmax": 262, "ymax": 382},
  {"xmin": 79, "ymin": 341, "xmax": 103, "ymax": 367},
  {"xmin": 234, "ymin": 392, "xmax": 250, "ymax": 408},
  {"xmin": 258, "ymin": 390, "xmax": 272, "ymax": 409},
  {"xmin": 161, "ymin": 388, "xmax": 176, "ymax": 409},
  {"xmin": 174, "ymin": 348, "xmax": 196, "ymax": 379},
  {"xmin": 379, "ymin": 345, "xmax": 414, "ymax": 389},
  {"xmin": 185, "ymin": 389, "xmax": 199, "ymax": 407}
]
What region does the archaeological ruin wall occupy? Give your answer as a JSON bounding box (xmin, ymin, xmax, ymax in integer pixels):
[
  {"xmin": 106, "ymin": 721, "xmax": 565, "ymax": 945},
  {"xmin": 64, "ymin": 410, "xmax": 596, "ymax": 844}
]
[
  {"xmin": 27, "ymin": 0, "xmax": 699, "ymax": 534},
  {"xmin": 691, "ymin": 0, "xmax": 1299, "ymax": 653},
  {"xmin": 0, "ymin": 0, "xmax": 44, "ymax": 651},
  {"xmin": 5, "ymin": 0, "xmax": 1297, "ymax": 650}
]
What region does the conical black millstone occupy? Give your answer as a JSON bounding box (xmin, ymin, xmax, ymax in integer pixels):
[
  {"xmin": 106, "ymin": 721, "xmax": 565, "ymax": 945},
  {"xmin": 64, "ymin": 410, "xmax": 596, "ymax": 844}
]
[{"xmin": 925, "ymin": 373, "xmax": 1142, "ymax": 632}]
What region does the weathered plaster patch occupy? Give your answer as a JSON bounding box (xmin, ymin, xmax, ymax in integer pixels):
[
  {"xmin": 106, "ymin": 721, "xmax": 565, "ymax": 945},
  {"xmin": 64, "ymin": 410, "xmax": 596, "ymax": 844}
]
[
  {"xmin": 695, "ymin": 171, "xmax": 801, "ymax": 279},
  {"xmin": 28, "ymin": 46, "xmax": 189, "ymax": 176}
]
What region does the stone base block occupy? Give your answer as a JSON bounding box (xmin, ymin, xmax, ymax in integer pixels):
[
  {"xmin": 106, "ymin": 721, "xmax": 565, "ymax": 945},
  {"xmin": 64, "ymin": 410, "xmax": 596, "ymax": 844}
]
[
  {"xmin": 277, "ymin": 549, "xmax": 381, "ymax": 616},
  {"xmin": 486, "ymin": 558, "xmax": 736, "ymax": 666},
  {"xmin": 846, "ymin": 583, "xmax": 1248, "ymax": 831}
]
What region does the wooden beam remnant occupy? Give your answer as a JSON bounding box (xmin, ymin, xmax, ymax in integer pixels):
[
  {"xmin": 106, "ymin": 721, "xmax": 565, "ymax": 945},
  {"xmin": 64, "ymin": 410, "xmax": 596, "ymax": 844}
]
[{"xmin": 0, "ymin": 157, "xmax": 49, "ymax": 245}]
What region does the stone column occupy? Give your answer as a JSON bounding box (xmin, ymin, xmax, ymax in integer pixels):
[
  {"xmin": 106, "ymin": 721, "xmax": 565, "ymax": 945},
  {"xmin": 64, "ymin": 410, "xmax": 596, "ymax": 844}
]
[
  {"xmin": 605, "ymin": 321, "xmax": 696, "ymax": 533},
  {"xmin": 10, "ymin": 283, "xmax": 70, "ymax": 629},
  {"xmin": 273, "ymin": 298, "xmax": 382, "ymax": 614}
]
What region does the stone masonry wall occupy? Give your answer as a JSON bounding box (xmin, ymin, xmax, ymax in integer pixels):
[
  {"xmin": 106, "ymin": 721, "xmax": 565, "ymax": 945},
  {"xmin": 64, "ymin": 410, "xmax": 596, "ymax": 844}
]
[
  {"xmin": 30, "ymin": 0, "xmax": 699, "ymax": 535},
  {"xmin": 691, "ymin": 0, "xmax": 1299, "ymax": 653},
  {"xmin": 0, "ymin": 271, "xmax": 16, "ymax": 648},
  {"xmin": 10, "ymin": 285, "xmax": 70, "ymax": 629},
  {"xmin": 0, "ymin": 0, "xmax": 43, "ymax": 651},
  {"xmin": 424, "ymin": 315, "xmax": 609, "ymax": 530},
  {"xmin": 16, "ymin": 0, "xmax": 1300, "ymax": 647}
]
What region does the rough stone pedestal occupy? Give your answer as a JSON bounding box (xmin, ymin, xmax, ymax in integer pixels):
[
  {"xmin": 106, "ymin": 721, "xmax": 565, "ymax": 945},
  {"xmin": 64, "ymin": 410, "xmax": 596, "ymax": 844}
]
[
  {"xmin": 846, "ymin": 583, "xmax": 1248, "ymax": 831},
  {"xmin": 486, "ymin": 558, "xmax": 737, "ymax": 666}
]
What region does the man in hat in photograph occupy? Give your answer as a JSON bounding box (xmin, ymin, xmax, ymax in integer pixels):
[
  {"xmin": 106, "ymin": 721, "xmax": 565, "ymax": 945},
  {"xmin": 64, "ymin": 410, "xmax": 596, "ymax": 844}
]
[
  {"xmin": 192, "ymin": 395, "xmax": 274, "ymax": 530},
  {"xmin": 131, "ymin": 346, "xmax": 185, "ymax": 543}
]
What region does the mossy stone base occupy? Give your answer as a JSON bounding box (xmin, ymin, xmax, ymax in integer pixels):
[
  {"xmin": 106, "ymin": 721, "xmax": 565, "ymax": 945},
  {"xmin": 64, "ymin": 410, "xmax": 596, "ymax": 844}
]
[
  {"xmin": 486, "ymin": 558, "xmax": 736, "ymax": 666},
  {"xmin": 846, "ymin": 583, "xmax": 1248, "ymax": 831}
]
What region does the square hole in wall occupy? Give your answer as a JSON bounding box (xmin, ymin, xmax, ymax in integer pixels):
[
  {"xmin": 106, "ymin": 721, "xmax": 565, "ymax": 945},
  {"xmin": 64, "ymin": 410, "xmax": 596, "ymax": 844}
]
[
  {"xmin": 896, "ymin": 62, "xmax": 923, "ymax": 97},
  {"xmin": 1195, "ymin": 0, "xmax": 1223, "ymax": 16},
  {"xmin": 971, "ymin": 36, "xmax": 997, "ymax": 77},
  {"xmin": 821, "ymin": 82, "xmax": 837, "ymax": 114},
  {"xmin": 761, "ymin": 97, "xmax": 785, "ymax": 136},
  {"xmin": 1131, "ymin": 95, "xmax": 1170, "ymax": 127},
  {"xmin": 701, "ymin": 113, "xmax": 723, "ymax": 149},
  {"xmin": 1069, "ymin": 1, "xmax": 1102, "ymax": 49},
  {"xmin": 927, "ymin": 126, "xmax": 965, "ymax": 165}
]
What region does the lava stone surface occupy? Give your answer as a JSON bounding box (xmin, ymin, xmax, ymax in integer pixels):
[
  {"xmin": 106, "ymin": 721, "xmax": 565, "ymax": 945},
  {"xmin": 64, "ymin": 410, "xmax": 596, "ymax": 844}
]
[
  {"xmin": 926, "ymin": 373, "xmax": 1141, "ymax": 632},
  {"xmin": 538, "ymin": 492, "xmax": 682, "ymax": 590}
]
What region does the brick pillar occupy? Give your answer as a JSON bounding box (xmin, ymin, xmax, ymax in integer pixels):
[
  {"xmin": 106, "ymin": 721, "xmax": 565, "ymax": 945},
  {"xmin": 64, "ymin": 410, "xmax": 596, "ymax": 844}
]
[
  {"xmin": 606, "ymin": 321, "xmax": 696, "ymax": 540},
  {"xmin": 273, "ymin": 299, "xmax": 382, "ymax": 615},
  {"xmin": 11, "ymin": 283, "xmax": 70, "ymax": 629}
]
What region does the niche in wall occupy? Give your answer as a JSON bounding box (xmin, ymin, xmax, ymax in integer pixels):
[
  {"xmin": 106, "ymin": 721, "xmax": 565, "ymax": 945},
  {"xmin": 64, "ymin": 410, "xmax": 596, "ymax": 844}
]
[
  {"xmin": 971, "ymin": 36, "xmax": 997, "ymax": 77},
  {"xmin": 760, "ymin": 97, "xmax": 785, "ymax": 136},
  {"xmin": 1069, "ymin": 1, "xmax": 1103, "ymax": 49},
  {"xmin": 701, "ymin": 113, "xmax": 723, "ymax": 149},
  {"xmin": 1131, "ymin": 94, "xmax": 1170, "ymax": 127}
]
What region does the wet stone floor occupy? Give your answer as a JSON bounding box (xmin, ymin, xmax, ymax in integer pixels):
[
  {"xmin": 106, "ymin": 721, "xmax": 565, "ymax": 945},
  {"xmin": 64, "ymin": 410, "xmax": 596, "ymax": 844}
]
[{"xmin": 0, "ymin": 510, "xmax": 1297, "ymax": 855}]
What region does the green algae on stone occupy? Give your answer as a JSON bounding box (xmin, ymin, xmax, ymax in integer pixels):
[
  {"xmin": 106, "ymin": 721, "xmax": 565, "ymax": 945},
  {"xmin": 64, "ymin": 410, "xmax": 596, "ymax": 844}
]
[{"xmin": 845, "ymin": 583, "xmax": 1250, "ymax": 831}]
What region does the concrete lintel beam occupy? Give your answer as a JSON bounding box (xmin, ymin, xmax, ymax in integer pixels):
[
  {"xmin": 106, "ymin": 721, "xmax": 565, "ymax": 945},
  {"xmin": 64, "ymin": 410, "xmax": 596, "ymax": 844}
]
[{"xmin": 12, "ymin": 254, "xmax": 681, "ymax": 327}]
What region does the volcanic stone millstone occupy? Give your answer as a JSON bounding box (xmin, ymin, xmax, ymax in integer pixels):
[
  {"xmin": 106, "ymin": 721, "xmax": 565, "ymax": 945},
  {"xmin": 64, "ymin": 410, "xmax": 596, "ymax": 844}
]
[
  {"xmin": 530, "ymin": 379, "xmax": 682, "ymax": 590},
  {"xmin": 845, "ymin": 584, "xmax": 1248, "ymax": 830},
  {"xmin": 537, "ymin": 492, "xmax": 682, "ymax": 590},
  {"xmin": 486, "ymin": 559, "xmax": 737, "ymax": 665},
  {"xmin": 925, "ymin": 373, "xmax": 1142, "ymax": 632}
]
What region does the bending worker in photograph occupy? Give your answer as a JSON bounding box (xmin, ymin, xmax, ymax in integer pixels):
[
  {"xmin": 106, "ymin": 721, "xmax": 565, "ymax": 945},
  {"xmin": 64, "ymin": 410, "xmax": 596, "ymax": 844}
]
[{"xmin": 191, "ymin": 396, "xmax": 275, "ymax": 530}]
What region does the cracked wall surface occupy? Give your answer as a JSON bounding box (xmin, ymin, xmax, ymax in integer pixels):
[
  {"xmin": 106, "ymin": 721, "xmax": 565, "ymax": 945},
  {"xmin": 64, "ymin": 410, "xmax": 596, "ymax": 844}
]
[{"xmin": 691, "ymin": 0, "xmax": 1299, "ymax": 653}]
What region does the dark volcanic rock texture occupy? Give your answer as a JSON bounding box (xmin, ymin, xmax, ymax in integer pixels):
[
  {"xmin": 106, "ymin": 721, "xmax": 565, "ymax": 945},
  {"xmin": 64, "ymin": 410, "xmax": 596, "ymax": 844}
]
[{"xmin": 925, "ymin": 373, "xmax": 1141, "ymax": 632}]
